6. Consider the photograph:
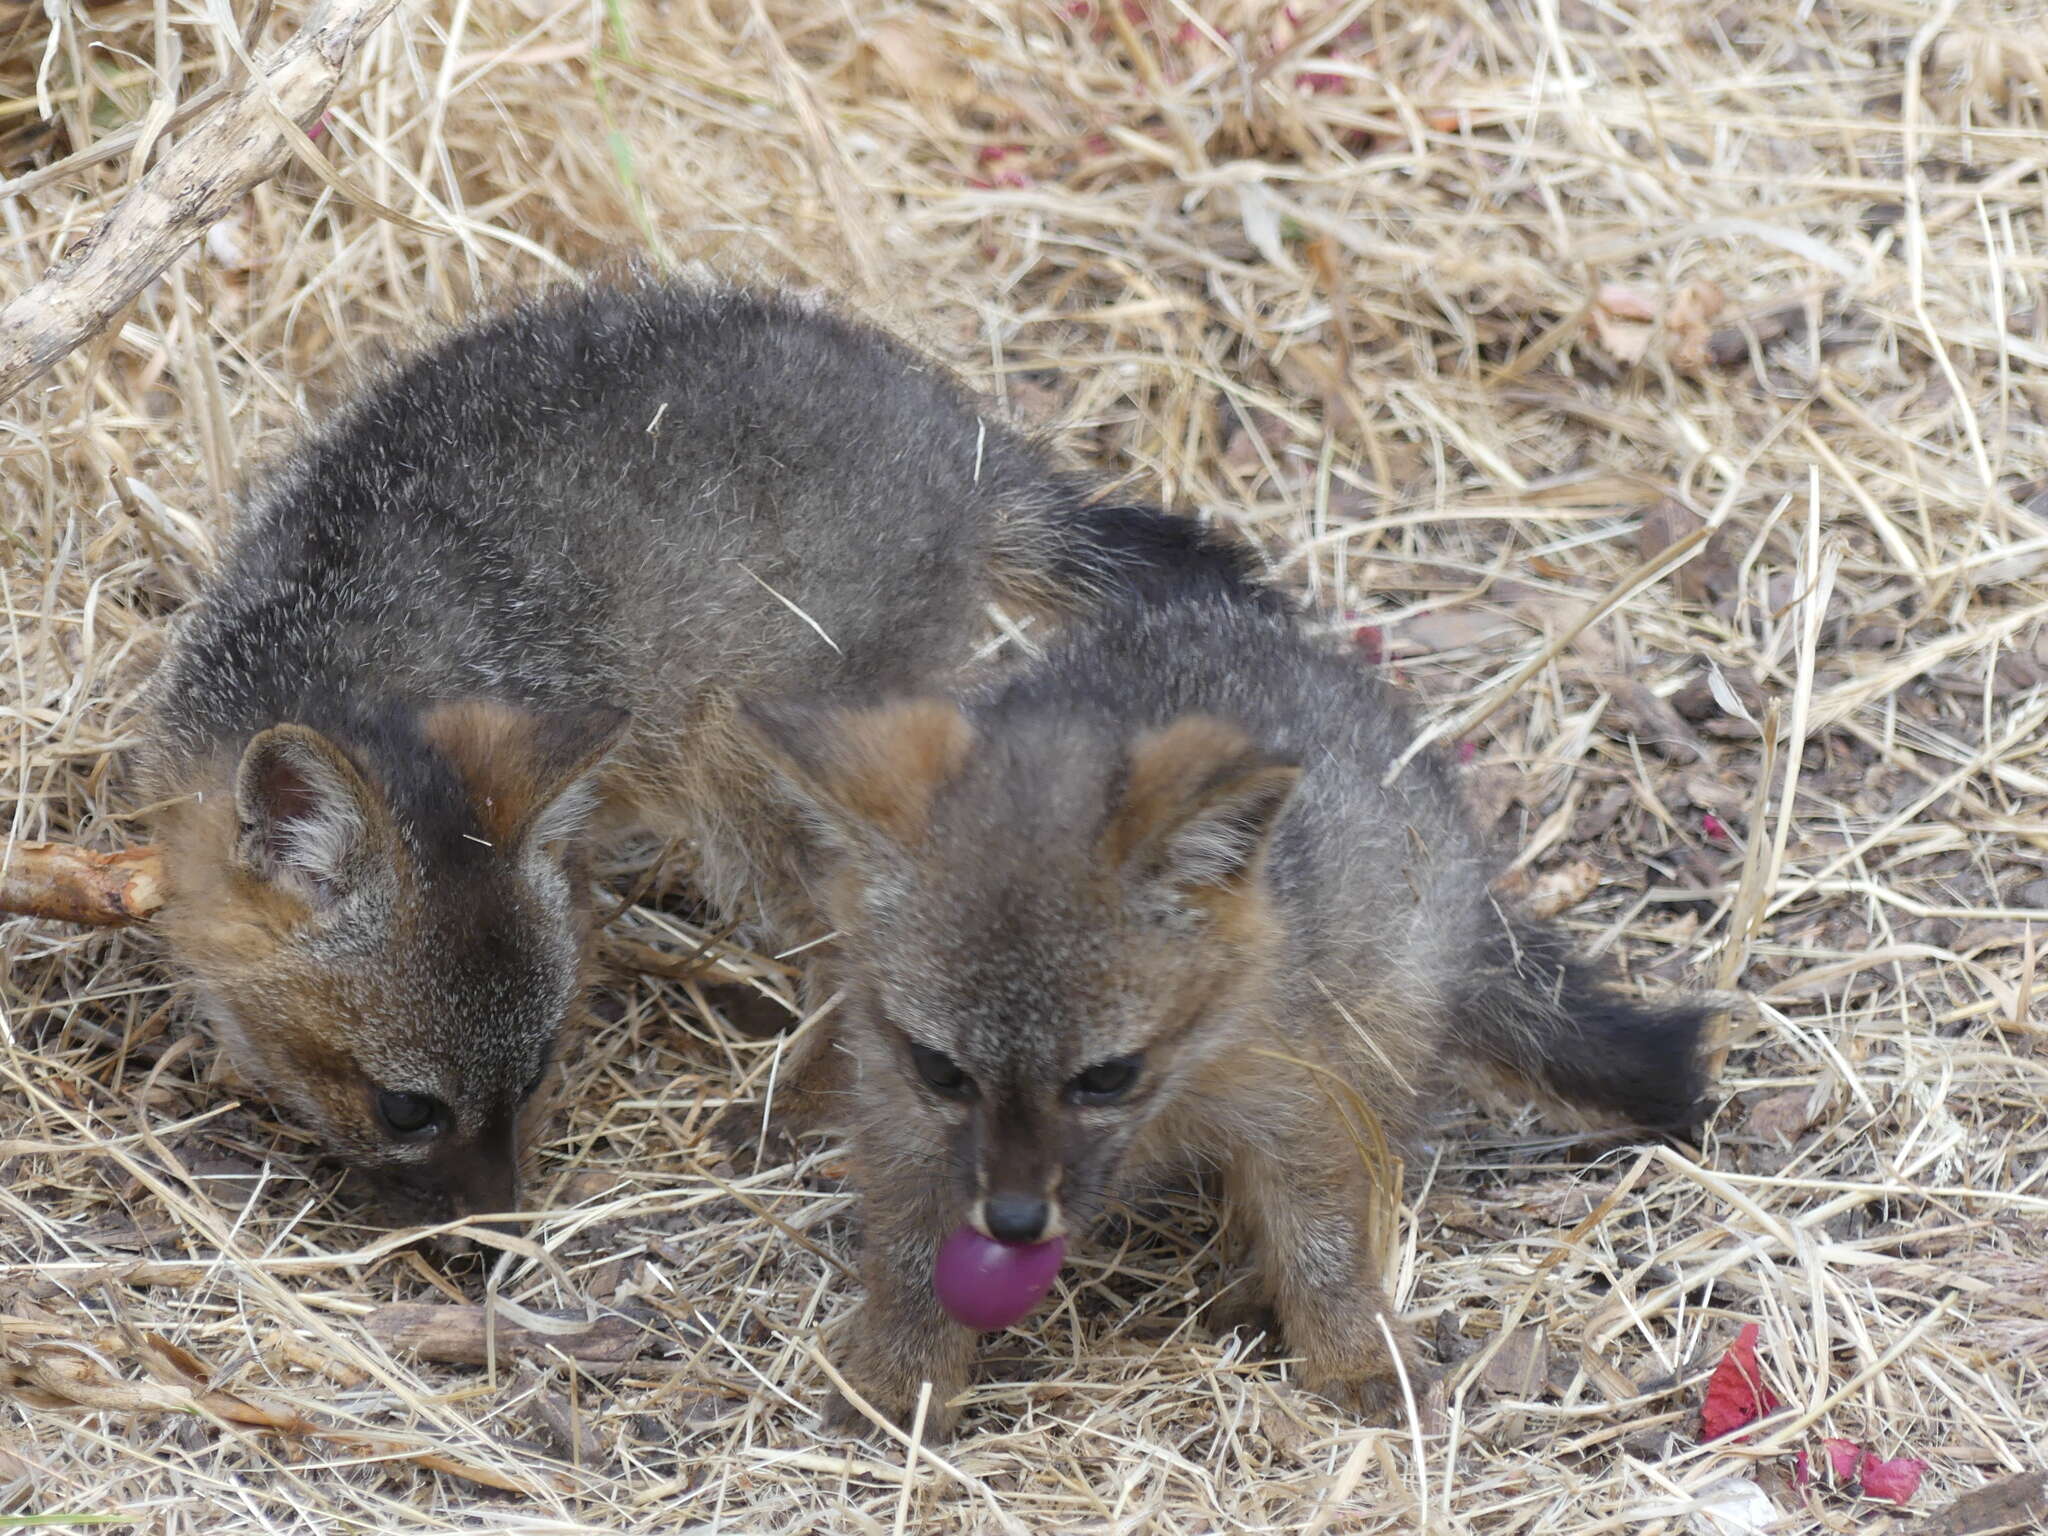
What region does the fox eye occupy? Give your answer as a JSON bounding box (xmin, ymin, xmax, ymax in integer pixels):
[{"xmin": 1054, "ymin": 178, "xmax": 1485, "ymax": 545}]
[
  {"xmin": 909, "ymin": 1043, "xmax": 977, "ymax": 1101},
  {"xmin": 1067, "ymin": 1053, "xmax": 1143, "ymax": 1104},
  {"xmin": 375, "ymin": 1089, "xmax": 443, "ymax": 1137}
]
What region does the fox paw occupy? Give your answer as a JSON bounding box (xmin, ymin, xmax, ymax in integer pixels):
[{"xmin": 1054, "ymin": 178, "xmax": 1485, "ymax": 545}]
[
  {"xmin": 1302, "ymin": 1367, "xmax": 1408, "ymax": 1424},
  {"xmin": 1205, "ymin": 1290, "xmax": 1281, "ymax": 1349},
  {"xmin": 704, "ymin": 1100, "xmax": 797, "ymax": 1167},
  {"xmin": 818, "ymin": 1319, "xmax": 970, "ymax": 1440},
  {"xmin": 1301, "ymin": 1353, "xmax": 1442, "ymax": 1427},
  {"xmin": 819, "ymin": 1369, "xmax": 963, "ymax": 1440}
]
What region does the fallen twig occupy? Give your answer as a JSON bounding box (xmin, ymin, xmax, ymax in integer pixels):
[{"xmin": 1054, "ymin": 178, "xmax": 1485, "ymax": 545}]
[
  {"xmin": 0, "ymin": 0, "xmax": 402, "ymax": 404},
  {"xmin": 2, "ymin": 1345, "xmax": 567, "ymax": 1495},
  {"xmin": 1914, "ymin": 1470, "xmax": 2048, "ymax": 1536},
  {"xmin": 365, "ymin": 1302, "xmax": 667, "ymax": 1371},
  {"xmin": 2, "ymin": 841, "xmax": 777, "ymax": 996},
  {"xmin": 0, "ymin": 842, "xmax": 166, "ymax": 926}
]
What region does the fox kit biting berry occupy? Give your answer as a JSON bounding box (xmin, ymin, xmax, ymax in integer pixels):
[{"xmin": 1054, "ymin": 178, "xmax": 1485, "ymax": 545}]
[
  {"xmin": 139, "ymin": 281, "xmax": 1260, "ymax": 1222},
  {"xmin": 743, "ymin": 590, "xmax": 1711, "ymax": 1433}
]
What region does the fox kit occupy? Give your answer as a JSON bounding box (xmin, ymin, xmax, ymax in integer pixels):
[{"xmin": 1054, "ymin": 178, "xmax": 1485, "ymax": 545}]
[
  {"xmin": 743, "ymin": 590, "xmax": 1710, "ymax": 1433},
  {"xmin": 140, "ymin": 281, "xmax": 1263, "ymax": 1223}
]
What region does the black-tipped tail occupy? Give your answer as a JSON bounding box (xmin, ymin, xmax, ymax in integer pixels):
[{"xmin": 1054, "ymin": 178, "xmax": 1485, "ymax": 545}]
[
  {"xmin": 1049, "ymin": 497, "xmax": 1285, "ymax": 611},
  {"xmin": 1453, "ymin": 919, "xmax": 1712, "ymax": 1135}
]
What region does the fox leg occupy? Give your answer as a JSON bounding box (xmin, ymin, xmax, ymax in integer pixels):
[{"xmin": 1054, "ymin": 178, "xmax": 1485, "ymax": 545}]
[
  {"xmin": 707, "ymin": 961, "xmax": 853, "ymax": 1157},
  {"xmin": 824, "ymin": 1148, "xmax": 975, "ymax": 1436},
  {"xmin": 758, "ymin": 996, "xmax": 850, "ymax": 1139},
  {"xmin": 1225, "ymin": 1128, "xmax": 1425, "ymax": 1422}
]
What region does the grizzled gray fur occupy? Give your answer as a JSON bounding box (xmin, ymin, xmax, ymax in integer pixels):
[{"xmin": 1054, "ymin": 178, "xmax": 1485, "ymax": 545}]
[
  {"xmin": 139, "ymin": 280, "xmax": 1265, "ymax": 1221},
  {"xmin": 740, "ymin": 589, "xmax": 1708, "ymax": 1430}
]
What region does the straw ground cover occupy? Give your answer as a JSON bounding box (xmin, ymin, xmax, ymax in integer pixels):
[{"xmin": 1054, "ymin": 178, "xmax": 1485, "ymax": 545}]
[{"xmin": 4, "ymin": 0, "xmax": 2045, "ymax": 1529}]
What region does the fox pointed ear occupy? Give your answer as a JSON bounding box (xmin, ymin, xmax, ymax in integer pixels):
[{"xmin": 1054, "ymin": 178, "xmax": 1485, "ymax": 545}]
[
  {"xmin": 233, "ymin": 725, "xmax": 383, "ymax": 903},
  {"xmin": 1108, "ymin": 716, "xmax": 1301, "ymax": 896},
  {"xmin": 420, "ymin": 700, "xmax": 632, "ymax": 851},
  {"xmin": 741, "ymin": 696, "xmax": 974, "ymax": 851}
]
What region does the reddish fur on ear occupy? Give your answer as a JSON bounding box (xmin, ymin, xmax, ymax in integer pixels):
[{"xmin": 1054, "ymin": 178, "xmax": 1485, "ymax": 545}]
[
  {"xmin": 746, "ymin": 698, "xmax": 974, "ymax": 847},
  {"xmin": 420, "ymin": 700, "xmax": 630, "ymax": 846},
  {"xmin": 1106, "ymin": 715, "xmax": 1301, "ymax": 888}
]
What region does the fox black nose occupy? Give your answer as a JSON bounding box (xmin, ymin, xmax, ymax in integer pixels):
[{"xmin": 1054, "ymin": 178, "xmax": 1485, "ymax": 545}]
[{"xmin": 984, "ymin": 1194, "xmax": 1050, "ymax": 1245}]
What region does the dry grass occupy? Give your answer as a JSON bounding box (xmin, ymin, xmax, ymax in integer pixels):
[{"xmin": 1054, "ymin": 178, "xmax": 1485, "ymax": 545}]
[{"xmin": 4, "ymin": 0, "xmax": 2047, "ymax": 1530}]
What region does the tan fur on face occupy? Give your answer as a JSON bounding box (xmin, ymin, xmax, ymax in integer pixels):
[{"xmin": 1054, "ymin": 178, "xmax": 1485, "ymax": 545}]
[
  {"xmin": 153, "ymin": 748, "xmax": 400, "ymax": 1092},
  {"xmin": 154, "ymin": 755, "xmax": 346, "ymax": 967},
  {"xmin": 1107, "ymin": 716, "xmax": 1259, "ymax": 864}
]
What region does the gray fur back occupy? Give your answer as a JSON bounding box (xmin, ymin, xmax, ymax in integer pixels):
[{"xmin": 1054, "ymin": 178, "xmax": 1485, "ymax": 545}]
[
  {"xmin": 146, "ymin": 282, "xmax": 1071, "ymax": 786},
  {"xmin": 975, "ymin": 596, "xmax": 1495, "ymax": 1000}
]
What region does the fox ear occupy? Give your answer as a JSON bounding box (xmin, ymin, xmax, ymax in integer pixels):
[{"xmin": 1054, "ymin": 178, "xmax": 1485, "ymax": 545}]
[
  {"xmin": 1108, "ymin": 716, "xmax": 1301, "ymax": 896},
  {"xmin": 741, "ymin": 697, "xmax": 974, "ymax": 851},
  {"xmin": 421, "ymin": 700, "xmax": 632, "ymax": 851},
  {"xmin": 233, "ymin": 725, "xmax": 382, "ymax": 904},
  {"xmin": 518, "ymin": 704, "xmax": 632, "ymax": 850}
]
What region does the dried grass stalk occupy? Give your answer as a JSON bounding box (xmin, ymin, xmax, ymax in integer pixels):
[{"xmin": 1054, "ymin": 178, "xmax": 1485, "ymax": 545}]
[{"xmin": 3, "ymin": 0, "xmax": 2044, "ymax": 1529}]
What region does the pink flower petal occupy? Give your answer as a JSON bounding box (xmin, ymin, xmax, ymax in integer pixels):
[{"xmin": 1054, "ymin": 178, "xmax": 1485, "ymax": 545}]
[
  {"xmin": 1700, "ymin": 1323, "xmax": 1782, "ymax": 1441},
  {"xmin": 1824, "ymin": 1438, "xmax": 1867, "ymax": 1482},
  {"xmin": 1858, "ymin": 1456, "xmax": 1927, "ymax": 1505}
]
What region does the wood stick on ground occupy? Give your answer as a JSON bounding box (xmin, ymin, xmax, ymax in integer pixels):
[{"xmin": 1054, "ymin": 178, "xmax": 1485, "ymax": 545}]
[
  {"xmin": 0, "ymin": 839, "xmax": 775, "ymax": 998},
  {"xmin": 0, "ymin": 842, "xmax": 166, "ymax": 926},
  {"xmin": 365, "ymin": 1302, "xmax": 667, "ymax": 1371},
  {"xmin": 0, "ymin": 0, "xmax": 402, "ymax": 405}
]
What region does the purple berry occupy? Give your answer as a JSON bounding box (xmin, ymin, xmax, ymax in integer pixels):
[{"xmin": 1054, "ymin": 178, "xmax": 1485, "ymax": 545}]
[{"xmin": 932, "ymin": 1224, "xmax": 1066, "ymax": 1332}]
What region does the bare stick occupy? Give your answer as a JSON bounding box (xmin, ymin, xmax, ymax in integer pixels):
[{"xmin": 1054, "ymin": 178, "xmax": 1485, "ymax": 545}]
[
  {"xmin": 0, "ymin": 842, "xmax": 166, "ymax": 926},
  {"xmin": 0, "ymin": 841, "xmax": 776, "ymax": 1004},
  {"xmin": 0, "ymin": 0, "xmax": 403, "ymax": 405},
  {"xmin": 365, "ymin": 1302, "xmax": 666, "ymax": 1370}
]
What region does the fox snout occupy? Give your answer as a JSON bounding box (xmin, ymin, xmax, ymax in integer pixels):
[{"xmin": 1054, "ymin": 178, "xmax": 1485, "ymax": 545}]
[
  {"xmin": 450, "ymin": 1161, "xmax": 522, "ymax": 1237},
  {"xmin": 402, "ymin": 1123, "xmax": 523, "ymax": 1235},
  {"xmin": 974, "ymin": 1192, "xmax": 1062, "ymax": 1244},
  {"xmin": 970, "ymin": 1131, "xmax": 1068, "ymax": 1244}
]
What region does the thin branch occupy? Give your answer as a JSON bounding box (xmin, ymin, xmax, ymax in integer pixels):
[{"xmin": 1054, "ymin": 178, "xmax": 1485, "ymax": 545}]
[
  {"xmin": 0, "ymin": 0, "xmax": 403, "ymax": 405},
  {"xmin": 0, "ymin": 842, "xmax": 166, "ymax": 926}
]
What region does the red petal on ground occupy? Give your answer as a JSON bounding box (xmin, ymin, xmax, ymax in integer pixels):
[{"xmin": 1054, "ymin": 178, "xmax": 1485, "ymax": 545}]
[
  {"xmin": 1700, "ymin": 1323, "xmax": 1782, "ymax": 1441},
  {"xmin": 1858, "ymin": 1456, "xmax": 1927, "ymax": 1504},
  {"xmin": 1823, "ymin": 1438, "xmax": 1867, "ymax": 1482}
]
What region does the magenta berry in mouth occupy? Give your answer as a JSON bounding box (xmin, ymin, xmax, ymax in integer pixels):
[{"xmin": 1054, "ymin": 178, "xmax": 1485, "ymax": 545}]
[{"xmin": 932, "ymin": 1224, "xmax": 1066, "ymax": 1332}]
